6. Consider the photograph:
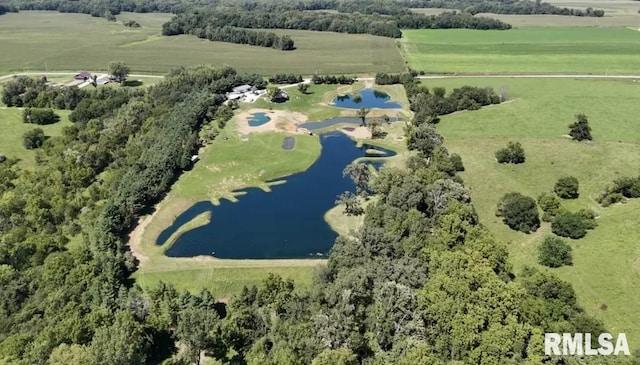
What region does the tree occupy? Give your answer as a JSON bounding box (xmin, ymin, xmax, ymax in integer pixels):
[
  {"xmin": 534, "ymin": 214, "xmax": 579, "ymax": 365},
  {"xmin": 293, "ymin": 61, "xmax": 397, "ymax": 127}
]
[
  {"xmin": 23, "ymin": 128, "xmax": 46, "ymax": 149},
  {"xmin": 312, "ymin": 348, "xmax": 358, "ymax": 365},
  {"xmin": 538, "ymin": 236, "xmax": 573, "ymax": 267},
  {"xmin": 367, "ymin": 119, "xmax": 385, "ymax": 139},
  {"xmin": 343, "ymin": 162, "xmax": 371, "ymax": 196},
  {"xmin": 176, "ymin": 306, "xmax": 221, "ymax": 365},
  {"xmin": 495, "ymin": 192, "xmax": 540, "ymax": 233},
  {"xmin": 495, "ymin": 141, "xmax": 525, "ymax": 164},
  {"xmin": 551, "ymin": 211, "xmax": 589, "ymax": 239},
  {"xmin": 568, "ymin": 113, "xmax": 592, "ymax": 141},
  {"xmin": 335, "ymin": 191, "xmax": 364, "ymax": 216},
  {"xmin": 297, "ymin": 83, "xmax": 309, "ymax": 94},
  {"xmin": 554, "ymin": 176, "xmax": 579, "ymax": 199},
  {"xmin": 23, "ymin": 108, "xmax": 59, "ymax": 125},
  {"xmin": 538, "ymin": 192, "xmax": 561, "ymax": 221},
  {"xmin": 356, "ymin": 107, "xmax": 369, "ymax": 126},
  {"xmin": 406, "ymin": 123, "xmax": 444, "ymax": 159},
  {"xmin": 108, "ymin": 61, "xmax": 130, "ymax": 83},
  {"xmin": 89, "ymin": 311, "xmax": 147, "ymax": 365}
]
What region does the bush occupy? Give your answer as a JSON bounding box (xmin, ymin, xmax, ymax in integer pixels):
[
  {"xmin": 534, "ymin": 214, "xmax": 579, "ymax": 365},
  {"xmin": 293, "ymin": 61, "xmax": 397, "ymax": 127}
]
[
  {"xmin": 496, "ymin": 192, "xmax": 540, "ymax": 233},
  {"xmin": 450, "ymin": 153, "xmax": 465, "ymax": 172},
  {"xmin": 23, "ymin": 128, "xmax": 46, "ymax": 149},
  {"xmin": 554, "ymin": 176, "xmax": 579, "ymax": 199},
  {"xmin": 538, "ymin": 192, "xmax": 561, "ymax": 222},
  {"xmin": 551, "ymin": 211, "xmax": 594, "ymax": 239},
  {"xmin": 23, "ymin": 108, "xmax": 60, "ymax": 125},
  {"xmin": 568, "ymin": 113, "xmax": 592, "ymax": 141},
  {"xmin": 597, "ymin": 191, "xmax": 624, "ymax": 207},
  {"xmin": 538, "ymin": 236, "xmax": 573, "ymax": 268},
  {"xmin": 495, "ymin": 141, "xmax": 525, "ymax": 164}
]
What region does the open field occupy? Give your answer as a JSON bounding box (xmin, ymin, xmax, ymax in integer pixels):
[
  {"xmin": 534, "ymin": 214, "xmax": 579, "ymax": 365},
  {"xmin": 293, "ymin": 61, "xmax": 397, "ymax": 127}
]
[
  {"xmin": 0, "ymin": 11, "xmax": 404, "ymax": 75},
  {"xmin": 0, "ymin": 108, "xmax": 73, "ymax": 167},
  {"xmin": 401, "ymin": 27, "xmax": 640, "ymax": 74},
  {"xmin": 429, "ymin": 77, "xmax": 640, "ymax": 346}
]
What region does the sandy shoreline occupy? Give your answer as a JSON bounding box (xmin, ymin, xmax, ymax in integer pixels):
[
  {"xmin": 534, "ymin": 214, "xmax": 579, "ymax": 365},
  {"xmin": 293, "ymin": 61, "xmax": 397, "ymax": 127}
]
[{"xmin": 236, "ymin": 108, "xmax": 309, "ymax": 134}]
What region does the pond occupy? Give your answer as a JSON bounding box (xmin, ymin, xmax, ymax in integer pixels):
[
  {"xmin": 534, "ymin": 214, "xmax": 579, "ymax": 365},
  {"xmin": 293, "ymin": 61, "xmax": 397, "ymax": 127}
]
[
  {"xmin": 157, "ymin": 132, "xmax": 395, "ymax": 259},
  {"xmin": 248, "ymin": 112, "xmax": 271, "ymax": 127},
  {"xmin": 298, "ymin": 116, "xmax": 402, "ymax": 131},
  {"xmin": 333, "ymin": 88, "xmax": 401, "ymax": 109}
]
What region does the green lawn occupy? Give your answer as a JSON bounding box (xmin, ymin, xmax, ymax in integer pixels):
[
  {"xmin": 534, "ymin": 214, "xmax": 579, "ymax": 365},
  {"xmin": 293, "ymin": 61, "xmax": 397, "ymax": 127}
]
[
  {"xmin": 0, "ymin": 11, "xmax": 404, "ymax": 75},
  {"xmin": 401, "ymin": 27, "xmax": 640, "ymax": 74},
  {"xmin": 430, "ymin": 77, "xmax": 640, "ymax": 346},
  {"xmin": 0, "ymin": 108, "xmax": 73, "ymax": 167}
]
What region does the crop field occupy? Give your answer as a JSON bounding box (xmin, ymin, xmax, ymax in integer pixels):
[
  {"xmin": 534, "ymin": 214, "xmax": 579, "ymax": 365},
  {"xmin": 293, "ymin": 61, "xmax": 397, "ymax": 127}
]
[
  {"xmin": 401, "ymin": 27, "xmax": 640, "ymax": 74},
  {"xmin": 428, "ymin": 77, "xmax": 640, "ymax": 346},
  {"xmin": 0, "ymin": 107, "xmax": 72, "ymax": 167},
  {"xmin": 0, "ymin": 11, "xmax": 404, "ymax": 75}
]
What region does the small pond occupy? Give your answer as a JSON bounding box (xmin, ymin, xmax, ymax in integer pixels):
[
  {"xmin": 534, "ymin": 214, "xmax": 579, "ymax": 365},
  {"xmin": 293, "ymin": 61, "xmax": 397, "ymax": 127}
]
[
  {"xmin": 333, "ymin": 88, "xmax": 401, "ymax": 109},
  {"xmin": 248, "ymin": 112, "xmax": 271, "ymax": 127},
  {"xmin": 157, "ymin": 131, "xmax": 395, "ymax": 259},
  {"xmin": 299, "ymin": 116, "xmax": 402, "ymax": 131}
]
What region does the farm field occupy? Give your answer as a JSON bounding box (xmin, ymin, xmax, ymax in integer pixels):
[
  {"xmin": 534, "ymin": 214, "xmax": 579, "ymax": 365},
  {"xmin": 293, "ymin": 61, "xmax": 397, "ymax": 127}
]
[
  {"xmin": 0, "ymin": 107, "xmax": 73, "ymax": 167},
  {"xmin": 429, "ymin": 77, "xmax": 640, "ymax": 346},
  {"xmin": 0, "ymin": 11, "xmax": 404, "ymax": 75},
  {"xmin": 401, "ymin": 27, "xmax": 640, "ymax": 74}
]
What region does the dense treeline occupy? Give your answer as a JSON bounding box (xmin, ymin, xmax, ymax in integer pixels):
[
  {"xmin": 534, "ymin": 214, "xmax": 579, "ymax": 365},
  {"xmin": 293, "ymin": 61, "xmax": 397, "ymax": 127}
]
[
  {"xmin": 0, "ymin": 3, "xmax": 18, "ymax": 14},
  {"xmin": 311, "ymin": 74, "xmax": 356, "ymax": 84},
  {"xmin": 268, "ymin": 74, "xmax": 304, "ymax": 84},
  {"xmin": 407, "ymin": 0, "xmax": 604, "ymax": 17},
  {"xmin": 173, "ymin": 25, "xmax": 295, "ymax": 50},
  {"xmin": 1, "ymin": 75, "xmax": 87, "ymax": 108}
]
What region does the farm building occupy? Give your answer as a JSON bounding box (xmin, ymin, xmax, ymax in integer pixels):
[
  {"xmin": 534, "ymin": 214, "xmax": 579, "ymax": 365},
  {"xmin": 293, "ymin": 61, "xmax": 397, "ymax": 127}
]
[{"xmin": 74, "ymin": 71, "xmax": 92, "ymax": 81}]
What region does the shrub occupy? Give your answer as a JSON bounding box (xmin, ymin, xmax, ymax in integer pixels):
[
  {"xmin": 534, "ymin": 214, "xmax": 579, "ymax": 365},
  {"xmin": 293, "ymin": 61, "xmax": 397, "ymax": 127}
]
[
  {"xmin": 597, "ymin": 191, "xmax": 624, "ymax": 207},
  {"xmin": 450, "ymin": 153, "xmax": 464, "ymax": 172},
  {"xmin": 554, "ymin": 176, "xmax": 579, "ymax": 199},
  {"xmin": 551, "ymin": 211, "xmax": 594, "ymax": 239},
  {"xmin": 538, "ymin": 192, "xmax": 561, "ymax": 222},
  {"xmin": 495, "ymin": 141, "xmax": 525, "ymax": 164},
  {"xmin": 496, "ymin": 192, "xmax": 540, "ymax": 233},
  {"xmin": 22, "ymin": 108, "xmax": 60, "ymax": 125},
  {"xmin": 538, "ymin": 236, "xmax": 573, "ymax": 268},
  {"xmin": 568, "ymin": 113, "xmax": 592, "ymax": 141},
  {"xmin": 23, "ymin": 128, "xmax": 46, "ymax": 149}
]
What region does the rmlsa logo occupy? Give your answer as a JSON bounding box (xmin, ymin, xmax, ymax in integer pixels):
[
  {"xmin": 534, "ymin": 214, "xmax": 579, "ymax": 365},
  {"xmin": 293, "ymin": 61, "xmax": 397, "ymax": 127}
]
[{"xmin": 544, "ymin": 333, "xmax": 630, "ymax": 356}]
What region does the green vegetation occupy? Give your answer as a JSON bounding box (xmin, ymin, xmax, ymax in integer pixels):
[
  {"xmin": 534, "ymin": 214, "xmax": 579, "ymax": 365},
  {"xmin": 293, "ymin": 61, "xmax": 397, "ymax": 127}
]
[
  {"xmin": 0, "ymin": 108, "xmax": 72, "ymax": 166},
  {"xmin": 0, "ymin": 12, "xmax": 404, "ymax": 75},
  {"xmin": 538, "ymin": 235, "xmax": 573, "ymax": 268},
  {"xmin": 434, "ymin": 76, "xmax": 640, "ymax": 346},
  {"xmin": 495, "ymin": 141, "xmax": 525, "ymax": 164},
  {"xmin": 402, "ymin": 27, "xmax": 640, "ymax": 74},
  {"xmin": 496, "ymin": 192, "xmax": 540, "ymax": 233},
  {"xmin": 22, "ymin": 128, "xmax": 45, "ymax": 149},
  {"xmin": 555, "ymin": 176, "xmax": 580, "ymax": 199}
]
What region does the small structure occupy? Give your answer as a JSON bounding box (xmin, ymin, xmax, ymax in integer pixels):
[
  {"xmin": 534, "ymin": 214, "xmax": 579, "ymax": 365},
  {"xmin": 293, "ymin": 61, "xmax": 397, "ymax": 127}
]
[
  {"xmin": 74, "ymin": 71, "xmax": 92, "ymax": 81},
  {"xmin": 190, "ymin": 155, "xmax": 200, "ymax": 163},
  {"xmin": 272, "ymin": 90, "xmax": 289, "ymax": 103},
  {"xmin": 232, "ymin": 84, "xmax": 253, "ymax": 94}
]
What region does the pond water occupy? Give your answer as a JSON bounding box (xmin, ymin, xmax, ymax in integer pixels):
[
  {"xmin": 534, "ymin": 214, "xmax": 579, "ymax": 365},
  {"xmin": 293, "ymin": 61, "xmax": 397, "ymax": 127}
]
[
  {"xmin": 158, "ymin": 132, "xmax": 395, "ymax": 259},
  {"xmin": 248, "ymin": 112, "xmax": 271, "ymax": 127},
  {"xmin": 298, "ymin": 116, "xmax": 402, "ymax": 131},
  {"xmin": 333, "ymin": 88, "xmax": 401, "ymax": 109}
]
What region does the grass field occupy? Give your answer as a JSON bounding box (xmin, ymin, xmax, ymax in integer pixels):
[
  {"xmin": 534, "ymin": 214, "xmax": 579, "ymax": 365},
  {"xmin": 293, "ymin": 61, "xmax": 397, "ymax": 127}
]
[
  {"xmin": 0, "ymin": 11, "xmax": 404, "ymax": 75},
  {"xmin": 401, "ymin": 27, "xmax": 640, "ymax": 74},
  {"xmin": 0, "ymin": 108, "xmax": 73, "ymax": 167},
  {"xmin": 429, "ymin": 77, "xmax": 640, "ymax": 346}
]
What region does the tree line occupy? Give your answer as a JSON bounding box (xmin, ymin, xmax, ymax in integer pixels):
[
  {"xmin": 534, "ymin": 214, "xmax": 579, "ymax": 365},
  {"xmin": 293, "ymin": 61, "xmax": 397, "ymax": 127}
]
[
  {"xmin": 406, "ymin": 0, "xmax": 605, "ymax": 17},
  {"xmin": 164, "ymin": 25, "xmax": 295, "ymax": 50}
]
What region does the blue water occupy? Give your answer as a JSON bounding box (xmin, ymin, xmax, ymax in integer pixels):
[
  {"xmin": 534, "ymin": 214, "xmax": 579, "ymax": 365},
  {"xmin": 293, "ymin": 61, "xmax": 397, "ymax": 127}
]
[
  {"xmin": 248, "ymin": 112, "xmax": 271, "ymax": 127},
  {"xmin": 299, "ymin": 116, "xmax": 402, "ymax": 131},
  {"xmin": 333, "ymin": 89, "xmax": 401, "ymax": 109},
  {"xmin": 158, "ymin": 132, "xmax": 395, "ymax": 259}
]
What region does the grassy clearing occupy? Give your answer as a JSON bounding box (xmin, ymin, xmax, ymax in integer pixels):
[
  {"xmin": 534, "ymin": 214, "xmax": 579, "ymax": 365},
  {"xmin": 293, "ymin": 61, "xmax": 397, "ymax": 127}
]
[
  {"xmin": 0, "ymin": 108, "xmax": 73, "ymax": 167},
  {"xmin": 0, "ymin": 11, "xmax": 404, "ymax": 75},
  {"xmin": 430, "ymin": 77, "xmax": 640, "ymax": 346},
  {"xmin": 401, "ymin": 27, "xmax": 640, "ymax": 74}
]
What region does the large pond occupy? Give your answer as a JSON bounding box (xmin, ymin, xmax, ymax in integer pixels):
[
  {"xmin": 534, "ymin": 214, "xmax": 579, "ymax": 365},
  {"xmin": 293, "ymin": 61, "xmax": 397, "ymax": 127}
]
[
  {"xmin": 299, "ymin": 116, "xmax": 402, "ymax": 131},
  {"xmin": 333, "ymin": 88, "xmax": 401, "ymax": 109},
  {"xmin": 158, "ymin": 132, "xmax": 395, "ymax": 259}
]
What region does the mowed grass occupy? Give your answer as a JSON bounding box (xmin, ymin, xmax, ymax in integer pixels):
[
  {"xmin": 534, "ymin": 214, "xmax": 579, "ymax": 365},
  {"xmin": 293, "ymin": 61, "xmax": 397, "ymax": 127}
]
[
  {"xmin": 401, "ymin": 27, "xmax": 640, "ymax": 74},
  {"xmin": 0, "ymin": 11, "xmax": 404, "ymax": 75},
  {"xmin": 0, "ymin": 108, "xmax": 73, "ymax": 167},
  {"xmin": 430, "ymin": 77, "xmax": 640, "ymax": 346},
  {"xmin": 132, "ymin": 121, "xmax": 324, "ymax": 299}
]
